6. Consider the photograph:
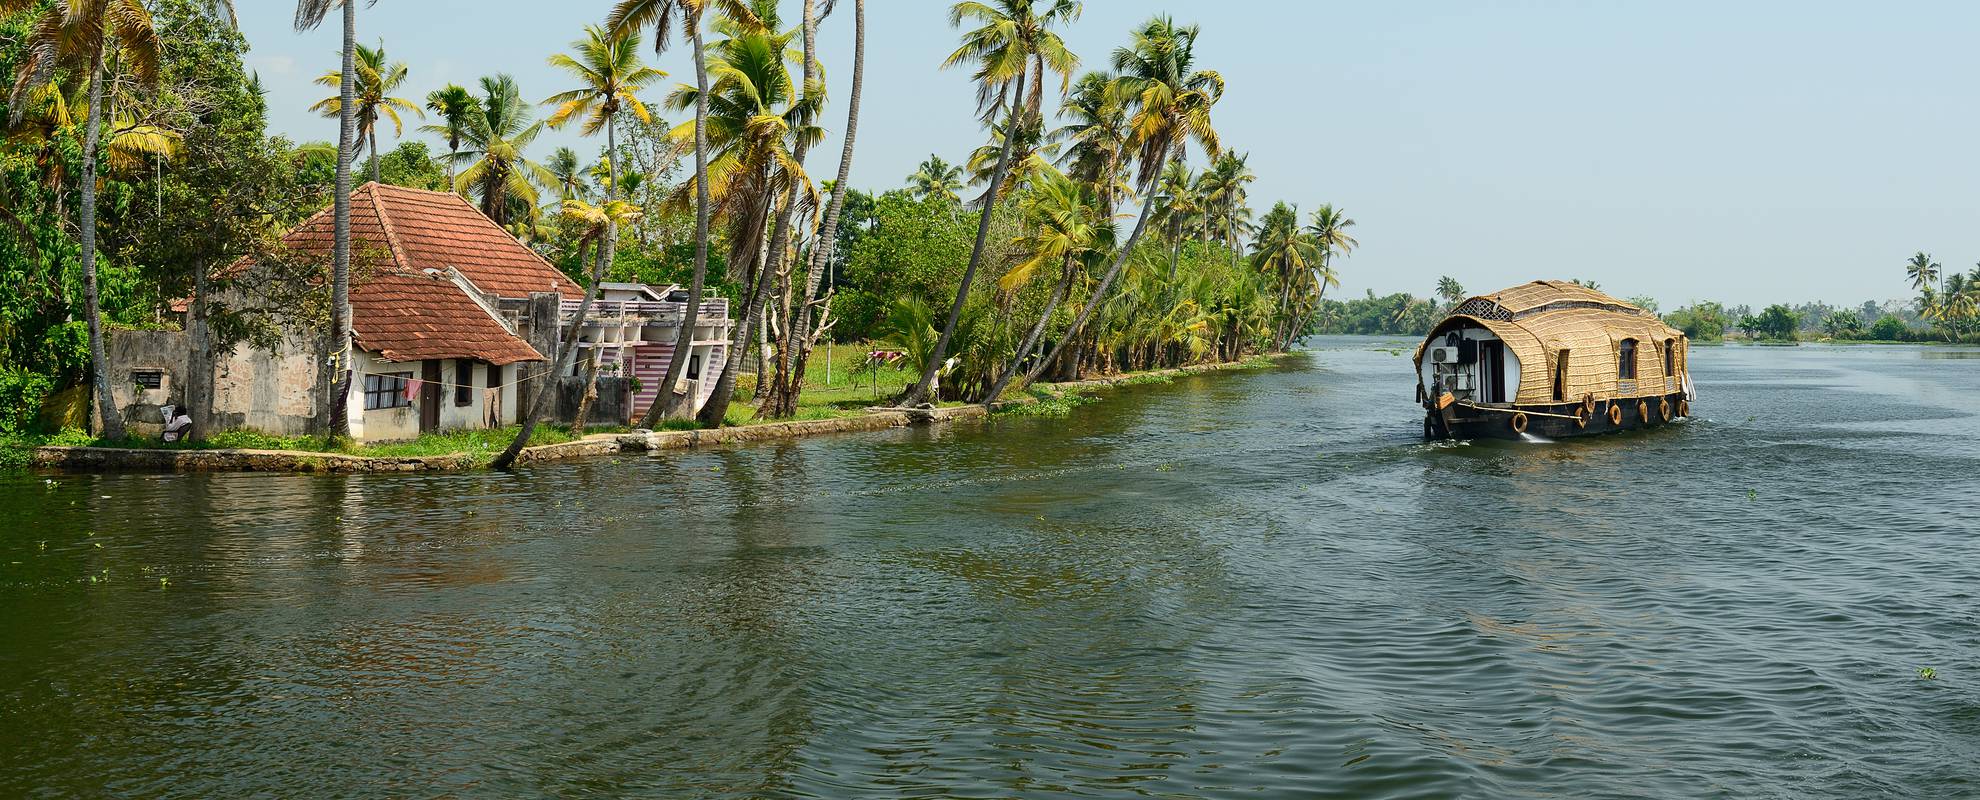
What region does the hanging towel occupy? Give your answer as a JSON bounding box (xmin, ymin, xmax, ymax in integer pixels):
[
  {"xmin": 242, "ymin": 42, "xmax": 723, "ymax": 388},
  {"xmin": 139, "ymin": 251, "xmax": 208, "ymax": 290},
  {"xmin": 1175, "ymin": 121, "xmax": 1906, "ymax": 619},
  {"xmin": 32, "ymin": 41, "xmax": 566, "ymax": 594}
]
[{"xmin": 404, "ymin": 378, "xmax": 423, "ymax": 403}]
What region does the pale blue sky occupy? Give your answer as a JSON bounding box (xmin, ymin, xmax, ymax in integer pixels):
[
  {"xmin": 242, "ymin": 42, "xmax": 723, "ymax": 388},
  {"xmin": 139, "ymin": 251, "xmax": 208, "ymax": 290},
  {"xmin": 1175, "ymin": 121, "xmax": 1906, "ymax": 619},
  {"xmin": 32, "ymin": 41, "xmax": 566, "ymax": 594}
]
[{"xmin": 237, "ymin": 1, "xmax": 1980, "ymax": 308}]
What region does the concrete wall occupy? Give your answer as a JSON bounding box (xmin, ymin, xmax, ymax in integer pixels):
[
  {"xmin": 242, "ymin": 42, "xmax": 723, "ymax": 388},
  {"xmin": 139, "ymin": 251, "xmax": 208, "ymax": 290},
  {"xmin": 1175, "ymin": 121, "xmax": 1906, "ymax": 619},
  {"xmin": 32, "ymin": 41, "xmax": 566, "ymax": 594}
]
[
  {"xmin": 210, "ymin": 333, "xmax": 320, "ymax": 436},
  {"xmin": 349, "ymin": 351, "xmax": 527, "ymax": 443},
  {"xmin": 102, "ymin": 330, "xmax": 193, "ymax": 436},
  {"xmin": 544, "ymin": 376, "xmax": 634, "ymax": 426}
]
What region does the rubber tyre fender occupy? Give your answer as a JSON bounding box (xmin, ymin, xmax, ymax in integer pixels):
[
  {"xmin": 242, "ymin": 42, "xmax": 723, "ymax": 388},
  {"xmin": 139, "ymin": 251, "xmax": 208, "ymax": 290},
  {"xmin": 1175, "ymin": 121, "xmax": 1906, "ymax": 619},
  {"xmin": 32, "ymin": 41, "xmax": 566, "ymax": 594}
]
[
  {"xmin": 1510, "ymin": 412, "xmax": 1529, "ymax": 434},
  {"xmin": 1608, "ymin": 403, "xmax": 1623, "ymax": 425}
]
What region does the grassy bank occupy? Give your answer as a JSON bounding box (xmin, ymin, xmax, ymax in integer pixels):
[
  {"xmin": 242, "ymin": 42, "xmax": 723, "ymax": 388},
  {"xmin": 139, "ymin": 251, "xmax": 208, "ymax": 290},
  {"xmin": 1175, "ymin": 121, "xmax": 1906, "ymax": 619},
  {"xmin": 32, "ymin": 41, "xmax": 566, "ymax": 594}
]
[{"xmin": 2, "ymin": 425, "xmax": 623, "ymax": 470}]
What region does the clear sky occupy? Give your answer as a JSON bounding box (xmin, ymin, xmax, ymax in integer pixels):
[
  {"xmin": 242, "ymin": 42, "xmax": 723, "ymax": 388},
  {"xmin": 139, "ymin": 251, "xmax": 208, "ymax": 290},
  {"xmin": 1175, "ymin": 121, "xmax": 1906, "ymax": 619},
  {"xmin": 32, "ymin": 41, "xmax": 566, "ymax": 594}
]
[{"xmin": 237, "ymin": 1, "xmax": 1980, "ymax": 309}]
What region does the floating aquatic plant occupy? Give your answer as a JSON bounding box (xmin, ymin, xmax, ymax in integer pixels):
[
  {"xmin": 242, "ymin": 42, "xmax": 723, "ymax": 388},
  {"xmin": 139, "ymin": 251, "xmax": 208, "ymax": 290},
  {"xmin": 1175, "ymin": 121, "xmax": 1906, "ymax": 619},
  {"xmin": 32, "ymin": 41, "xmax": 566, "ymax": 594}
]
[{"xmin": 1918, "ymin": 667, "xmax": 1937, "ymax": 680}]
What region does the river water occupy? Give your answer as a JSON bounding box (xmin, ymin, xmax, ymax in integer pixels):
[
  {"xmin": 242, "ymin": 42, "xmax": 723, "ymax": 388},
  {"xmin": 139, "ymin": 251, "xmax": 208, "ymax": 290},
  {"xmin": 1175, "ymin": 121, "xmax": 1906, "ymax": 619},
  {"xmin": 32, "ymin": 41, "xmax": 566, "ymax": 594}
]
[{"xmin": 2, "ymin": 336, "xmax": 1977, "ymax": 799}]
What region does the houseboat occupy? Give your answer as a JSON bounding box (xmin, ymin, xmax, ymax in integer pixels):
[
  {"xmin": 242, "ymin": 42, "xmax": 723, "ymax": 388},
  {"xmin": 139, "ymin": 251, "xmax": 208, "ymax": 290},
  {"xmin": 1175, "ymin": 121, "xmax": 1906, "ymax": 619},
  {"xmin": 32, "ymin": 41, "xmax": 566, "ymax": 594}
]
[{"xmin": 1414, "ymin": 280, "xmax": 1694, "ymax": 440}]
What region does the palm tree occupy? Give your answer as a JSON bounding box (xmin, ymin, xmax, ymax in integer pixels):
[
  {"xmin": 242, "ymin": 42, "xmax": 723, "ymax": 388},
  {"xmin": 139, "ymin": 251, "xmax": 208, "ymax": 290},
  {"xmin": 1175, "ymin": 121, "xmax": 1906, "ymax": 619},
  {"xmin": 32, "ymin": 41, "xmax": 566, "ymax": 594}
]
[
  {"xmin": 2, "ymin": 0, "xmax": 173, "ymax": 440},
  {"xmin": 964, "ymin": 116, "xmax": 1058, "ymax": 200},
  {"xmin": 1051, "ymin": 70, "xmax": 1131, "ymax": 212},
  {"xmin": 545, "ymin": 147, "xmax": 587, "ymax": 200},
  {"xmin": 906, "ymin": 154, "xmax": 965, "ymax": 203},
  {"xmin": 1024, "ymin": 15, "xmax": 1221, "ymax": 386},
  {"xmin": 1250, "ymin": 202, "xmax": 1313, "ymax": 346},
  {"xmin": 1148, "ymin": 160, "xmax": 1202, "ymax": 279},
  {"xmin": 447, "ymin": 75, "xmax": 553, "ymax": 228},
  {"xmin": 1199, "ymin": 150, "xmax": 1254, "ymax": 256},
  {"xmin": 311, "ymin": 42, "xmax": 421, "ymax": 184},
  {"xmin": 492, "ymin": 24, "xmax": 665, "ymax": 469},
  {"xmin": 611, "ymin": 0, "xmax": 765, "ymax": 425},
  {"xmin": 295, "ymin": 0, "xmax": 363, "ymax": 440},
  {"xmin": 761, "ymin": 0, "xmax": 867, "ymax": 420},
  {"xmin": 906, "ymin": 0, "xmax": 1081, "ymax": 406},
  {"xmin": 1906, "ymin": 251, "xmax": 1941, "ymax": 298},
  {"xmin": 1295, "ymin": 203, "xmax": 1354, "ymax": 346},
  {"xmin": 422, "ymin": 83, "xmax": 478, "ymax": 183},
  {"xmin": 650, "ymin": 1, "xmax": 820, "ymax": 427},
  {"xmin": 982, "ymin": 165, "xmax": 1110, "ymax": 402},
  {"xmin": 1435, "ymin": 276, "xmax": 1465, "ymax": 305}
]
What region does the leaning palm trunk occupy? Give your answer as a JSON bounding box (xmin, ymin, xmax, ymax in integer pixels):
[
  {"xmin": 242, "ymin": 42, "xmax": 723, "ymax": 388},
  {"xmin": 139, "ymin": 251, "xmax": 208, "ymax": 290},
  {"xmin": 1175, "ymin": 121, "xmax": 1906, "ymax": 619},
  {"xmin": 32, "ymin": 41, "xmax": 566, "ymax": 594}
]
[
  {"xmin": 698, "ymin": 160, "xmax": 800, "ymax": 428},
  {"xmin": 1025, "ymin": 143, "xmax": 1171, "ymax": 386},
  {"xmin": 638, "ymin": 24, "xmax": 712, "ymax": 428},
  {"xmin": 981, "ymin": 256, "xmax": 1072, "ymax": 404},
  {"xmin": 905, "ymin": 70, "xmax": 1028, "ymax": 407},
  {"xmin": 765, "ymin": 0, "xmax": 863, "ymax": 419},
  {"xmin": 491, "ymin": 244, "xmax": 608, "ymax": 470},
  {"xmin": 322, "ymin": 0, "xmax": 358, "ymax": 440},
  {"xmin": 79, "ymin": 45, "xmax": 123, "ymax": 439}
]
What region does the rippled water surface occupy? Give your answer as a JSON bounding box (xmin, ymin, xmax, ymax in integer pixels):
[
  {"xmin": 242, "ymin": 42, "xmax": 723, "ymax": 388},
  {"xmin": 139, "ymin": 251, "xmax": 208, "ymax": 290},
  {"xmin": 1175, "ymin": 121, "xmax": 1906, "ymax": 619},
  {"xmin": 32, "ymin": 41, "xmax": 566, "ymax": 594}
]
[{"xmin": 4, "ymin": 337, "xmax": 1979, "ymax": 799}]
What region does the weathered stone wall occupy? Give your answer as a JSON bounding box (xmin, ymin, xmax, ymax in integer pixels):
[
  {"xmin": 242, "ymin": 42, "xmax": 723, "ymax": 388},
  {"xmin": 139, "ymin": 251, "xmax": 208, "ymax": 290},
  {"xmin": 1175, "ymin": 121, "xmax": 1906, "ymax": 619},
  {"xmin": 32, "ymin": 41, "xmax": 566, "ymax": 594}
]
[
  {"xmin": 102, "ymin": 330, "xmax": 192, "ymax": 435},
  {"xmin": 544, "ymin": 376, "xmax": 633, "ymax": 426}
]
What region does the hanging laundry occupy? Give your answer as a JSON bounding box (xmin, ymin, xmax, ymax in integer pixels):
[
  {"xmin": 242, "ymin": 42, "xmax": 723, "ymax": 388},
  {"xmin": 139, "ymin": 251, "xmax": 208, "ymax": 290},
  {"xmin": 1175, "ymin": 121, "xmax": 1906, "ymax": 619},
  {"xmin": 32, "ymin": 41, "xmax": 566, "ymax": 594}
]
[
  {"xmin": 403, "ymin": 377, "xmax": 423, "ymax": 403},
  {"xmin": 482, "ymin": 388, "xmax": 500, "ymax": 427}
]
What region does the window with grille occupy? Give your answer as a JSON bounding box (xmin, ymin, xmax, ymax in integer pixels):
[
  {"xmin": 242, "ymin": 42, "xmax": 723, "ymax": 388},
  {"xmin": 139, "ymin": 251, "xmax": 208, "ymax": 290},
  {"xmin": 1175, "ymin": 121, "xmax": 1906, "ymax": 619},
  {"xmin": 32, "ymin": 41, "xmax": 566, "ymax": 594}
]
[
  {"xmin": 1617, "ymin": 339, "xmax": 1638, "ymax": 380},
  {"xmin": 364, "ymin": 372, "xmax": 412, "ymax": 410},
  {"xmin": 132, "ymin": 369, "xmax": 165, "ymax": 390},
  {"xmin": 455, "ymin": 360, "xmax": 475, "ymax": 407}
]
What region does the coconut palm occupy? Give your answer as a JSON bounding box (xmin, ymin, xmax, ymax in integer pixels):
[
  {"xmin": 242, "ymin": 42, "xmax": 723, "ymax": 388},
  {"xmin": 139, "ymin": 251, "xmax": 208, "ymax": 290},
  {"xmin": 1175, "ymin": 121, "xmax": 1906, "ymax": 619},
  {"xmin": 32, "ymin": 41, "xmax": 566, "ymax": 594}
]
[
  {"xmin": 964, "ymin": 116, "xmax": 1059, "ymax": 200},
  {"xmin": 1051, "ymin": 70, "xmax": 1132, "ymax": 212},
  {"xmin": 294, "ymin": 0, "xmax": 366, "ymax": 439},
  {"xmin": 1906, "ymin": 251, "xmax": 1941, "ymax": 299},
  {"xmin": 493, "ymin": 25, "xmax": 666, "ymax": 467},
  {"xmin": 1023, "ymin": 15, "xmax": 1222, "ymax": 386},
  {"xmin": 611, "ymin": 0, "xmax": 765, "ymax": 425},
  {"xmin": 422, "ymin": 83, "xmax": 478, "ymax": 183},
  {"xmin": 446, "ymin": 74, "xmax": 553, "ymax": 229},
  {"xmin": 761, "ymin": 0, "xmax": 867, "ymax": 420},
  {"xmin": 311, "ymin": 42, "xmax": 421, "ymax": 184},
  {"xmin": 655, "ymin": 1, "xmax": 822, "ymax": 427},
  {"xmin": 1199, "ymin": 150, "xmax": 1254, "ymax": 254},
  {"xmin": 906, "ymin": 154, "xmax": 965, "ymax": 203},
  {"xmin": 1435, "ymin": 276, "xmax": 1465, "ymax": 305},
  {"xmin": 1, "ymin": 0, "xmax": 176, "ymax": 440},
  {"xmin": 982, "ymin": 165, "xmax": 1111, "ymax": 402},
  {"xmin": 545, "ymin": 147, "xmax": 587, "ymax": 200},
  {"xmin": 906, "ymin": 0, "xmax": 1082, "ymax": 405}
]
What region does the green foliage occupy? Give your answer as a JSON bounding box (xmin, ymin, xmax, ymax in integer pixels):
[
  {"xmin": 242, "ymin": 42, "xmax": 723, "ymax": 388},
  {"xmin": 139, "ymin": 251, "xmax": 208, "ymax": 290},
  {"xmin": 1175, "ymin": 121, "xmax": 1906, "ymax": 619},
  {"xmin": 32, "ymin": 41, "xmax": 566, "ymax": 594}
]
[
  {"xmin": 997, "ymin": 389, "xmax": 1097, "ymax": 417},
  {"xmin": 1665, "ymin": 302, "xmax": 1730, "ymax": 342},
  {"xmin": 1309, "ymin": 291, "xmax": 1437, "ymax": 336},
  {"xmin": 1820, "ymin": 310, "xmax": 1864, "ymax": 339},
  {"xmin": 1868, "ymin": 315, "xmax": 1913, "ymax": 342},
  {"xmin": 836, "ymin": 192, "xmax": 992, "ymax": 342},
  {"xmin": 1739, "ymin": 304, "xmax": 1801, "ymax": 341}
]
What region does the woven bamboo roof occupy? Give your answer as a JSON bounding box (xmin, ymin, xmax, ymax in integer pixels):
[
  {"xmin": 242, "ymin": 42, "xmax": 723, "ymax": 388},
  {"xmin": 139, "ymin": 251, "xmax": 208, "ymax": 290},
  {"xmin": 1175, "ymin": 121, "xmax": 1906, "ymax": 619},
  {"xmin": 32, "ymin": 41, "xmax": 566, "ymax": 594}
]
[{"xmin": 1418, "ymin": 281, "xmax": 1687, "ymax": 404}]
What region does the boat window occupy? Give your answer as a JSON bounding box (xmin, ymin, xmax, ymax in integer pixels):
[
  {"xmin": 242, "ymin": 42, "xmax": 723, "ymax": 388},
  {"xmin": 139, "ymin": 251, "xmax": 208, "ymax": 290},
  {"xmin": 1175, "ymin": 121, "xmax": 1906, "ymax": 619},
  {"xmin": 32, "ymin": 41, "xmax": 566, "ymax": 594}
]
[
  {"xmin": 1553, "ymin": 350, "xmax": 1569, "ymax": 402},
  {"xmin": 1618, "ymin": 339, "xmax": 1638, "ymax": 380},
  {"xmin": 1664, "ymin": 339, "xmax": 1677, "ymax": 376}
]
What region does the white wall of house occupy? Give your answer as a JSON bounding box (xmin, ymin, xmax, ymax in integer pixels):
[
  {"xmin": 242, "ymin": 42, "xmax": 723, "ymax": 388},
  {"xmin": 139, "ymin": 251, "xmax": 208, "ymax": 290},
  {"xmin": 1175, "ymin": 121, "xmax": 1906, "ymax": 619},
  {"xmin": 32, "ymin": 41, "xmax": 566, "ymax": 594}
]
[
  {"xmin": 349, "ymin": 351, "xmax": 524, "ymax": 442},
  {"xmin": 350, "ymin": 350, "xmax": 418, "ymax": 443}
]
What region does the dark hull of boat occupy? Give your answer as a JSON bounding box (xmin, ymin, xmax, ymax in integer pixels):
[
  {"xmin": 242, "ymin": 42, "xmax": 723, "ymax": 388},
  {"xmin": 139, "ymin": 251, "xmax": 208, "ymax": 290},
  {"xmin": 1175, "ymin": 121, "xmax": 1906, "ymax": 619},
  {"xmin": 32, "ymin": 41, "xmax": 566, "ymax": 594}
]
[{"xmin": 1423, "ymin": 393, "xmax": 1688, "ymax": 441}]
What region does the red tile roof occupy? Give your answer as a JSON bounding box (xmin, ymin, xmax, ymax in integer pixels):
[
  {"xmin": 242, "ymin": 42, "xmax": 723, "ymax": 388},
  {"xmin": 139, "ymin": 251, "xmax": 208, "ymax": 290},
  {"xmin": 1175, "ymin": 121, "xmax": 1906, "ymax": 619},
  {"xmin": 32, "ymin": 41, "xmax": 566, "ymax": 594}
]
[
  {"xmin": 271, "ymin": 183, "xmax": 554, "ymax": 365},
  {"xmin": 278, "ymin": 182, "xmax": 575, "ymax": 298},
  {"xmin": 351, "ymin": 270, "xmax": 543, "ymax": 366}
]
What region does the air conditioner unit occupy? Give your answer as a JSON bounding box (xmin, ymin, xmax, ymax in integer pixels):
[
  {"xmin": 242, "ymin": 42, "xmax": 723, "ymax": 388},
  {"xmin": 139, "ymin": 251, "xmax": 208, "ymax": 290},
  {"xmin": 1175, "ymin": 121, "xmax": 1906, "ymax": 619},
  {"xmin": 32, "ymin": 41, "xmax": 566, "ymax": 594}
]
[{"xmin": 1429, "ymin": 346, "xmax": 1460, "ymax": 364}]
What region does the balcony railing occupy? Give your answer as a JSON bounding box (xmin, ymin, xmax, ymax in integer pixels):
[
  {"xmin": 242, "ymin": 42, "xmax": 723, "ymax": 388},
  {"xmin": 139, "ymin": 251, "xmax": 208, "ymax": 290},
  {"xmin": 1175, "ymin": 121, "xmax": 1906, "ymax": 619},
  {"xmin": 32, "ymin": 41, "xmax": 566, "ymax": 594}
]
[{"xmin": 558, "ymin": 298, "xmax": 729, "ymax": 326}]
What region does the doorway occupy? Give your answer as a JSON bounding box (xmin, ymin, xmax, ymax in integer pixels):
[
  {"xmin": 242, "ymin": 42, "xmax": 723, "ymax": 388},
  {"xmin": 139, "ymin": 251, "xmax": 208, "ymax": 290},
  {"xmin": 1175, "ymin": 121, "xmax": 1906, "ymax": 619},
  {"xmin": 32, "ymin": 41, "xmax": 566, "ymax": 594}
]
[
  {"xmin": 420, "ymin": 360, "xmax": 442, "ymax": 433},
  {"xmin": 1479, "ymin": 341, "xmax": 1507, "ymax": 403}
]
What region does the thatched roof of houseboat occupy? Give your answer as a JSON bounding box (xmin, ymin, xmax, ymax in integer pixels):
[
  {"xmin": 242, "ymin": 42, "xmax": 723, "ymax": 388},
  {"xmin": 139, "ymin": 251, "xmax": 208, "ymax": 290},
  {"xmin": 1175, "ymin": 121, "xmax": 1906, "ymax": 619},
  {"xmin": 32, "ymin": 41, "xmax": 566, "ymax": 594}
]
[{"xmin": 1418, "ymin": 280, "xmax": 1686, "ymax": 405}]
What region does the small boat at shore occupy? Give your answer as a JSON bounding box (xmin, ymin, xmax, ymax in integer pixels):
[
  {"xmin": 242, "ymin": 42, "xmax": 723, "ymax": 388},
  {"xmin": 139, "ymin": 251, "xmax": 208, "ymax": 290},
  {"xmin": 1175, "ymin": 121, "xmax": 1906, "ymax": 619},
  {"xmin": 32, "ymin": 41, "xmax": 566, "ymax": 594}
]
[{"xmin": 1414, "ymin": 280, "xmax": 1694, "ymax": 440}]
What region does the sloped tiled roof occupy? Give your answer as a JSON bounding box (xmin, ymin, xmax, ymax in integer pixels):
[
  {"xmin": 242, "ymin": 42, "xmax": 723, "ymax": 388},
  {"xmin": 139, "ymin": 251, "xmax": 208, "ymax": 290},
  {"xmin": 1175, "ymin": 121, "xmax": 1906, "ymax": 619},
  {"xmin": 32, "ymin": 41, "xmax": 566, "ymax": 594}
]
[
  {"xmin": 270, "ymin": 183, "xmax": 553, "ymax": 365},
  {"xmin": 278, "ymin": 182, "xmax": 574, "ymax": 298},
  {"xmin": 351, "ymin": 270, "xmax": 543, "ymax": 365}
]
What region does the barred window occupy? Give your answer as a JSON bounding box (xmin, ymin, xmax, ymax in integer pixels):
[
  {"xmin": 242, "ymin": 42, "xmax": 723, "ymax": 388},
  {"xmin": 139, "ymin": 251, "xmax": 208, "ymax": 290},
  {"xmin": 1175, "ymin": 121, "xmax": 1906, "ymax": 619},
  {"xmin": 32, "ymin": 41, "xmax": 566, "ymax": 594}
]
[
  {"xmin": 1618, "ymin": 339, "xmax": 1638, "ymax": 380},
  {"xmin": 364, "ymin": 372, "xmax": 412, "ymax": 410}
]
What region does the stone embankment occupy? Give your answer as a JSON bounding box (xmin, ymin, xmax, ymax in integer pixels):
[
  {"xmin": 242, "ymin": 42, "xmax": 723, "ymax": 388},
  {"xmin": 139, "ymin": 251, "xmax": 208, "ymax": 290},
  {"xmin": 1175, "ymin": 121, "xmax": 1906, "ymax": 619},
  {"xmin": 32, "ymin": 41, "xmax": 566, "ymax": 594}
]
[{"xmin": 33, "ymin": 355, "xmax": 1284, "ymax": 473}]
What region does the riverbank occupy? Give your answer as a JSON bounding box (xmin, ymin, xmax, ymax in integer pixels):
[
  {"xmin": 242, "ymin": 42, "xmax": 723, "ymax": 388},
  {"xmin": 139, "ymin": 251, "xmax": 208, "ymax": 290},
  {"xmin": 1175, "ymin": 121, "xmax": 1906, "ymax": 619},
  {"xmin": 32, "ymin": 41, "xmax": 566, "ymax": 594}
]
[{"xmin": 16, "ymin": 353, "xmax": 1287, "ymax": 474}]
